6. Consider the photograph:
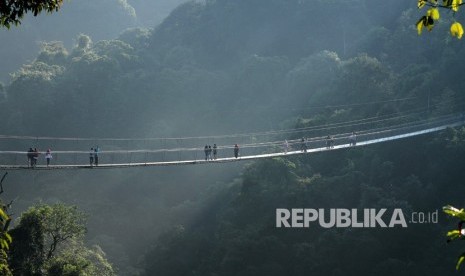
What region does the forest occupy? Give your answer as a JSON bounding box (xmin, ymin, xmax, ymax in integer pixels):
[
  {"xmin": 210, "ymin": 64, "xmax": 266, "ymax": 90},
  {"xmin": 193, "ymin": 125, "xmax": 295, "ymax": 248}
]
[{"xmin": 0, "ymin": 0, "xmax": 465, "ymax": 275}]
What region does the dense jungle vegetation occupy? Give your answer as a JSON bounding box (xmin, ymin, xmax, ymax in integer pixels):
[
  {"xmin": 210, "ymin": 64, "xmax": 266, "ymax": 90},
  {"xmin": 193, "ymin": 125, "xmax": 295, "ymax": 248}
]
[{"xmin": 0, "ymin": 0, "xmax": 465, "ymax": 275}]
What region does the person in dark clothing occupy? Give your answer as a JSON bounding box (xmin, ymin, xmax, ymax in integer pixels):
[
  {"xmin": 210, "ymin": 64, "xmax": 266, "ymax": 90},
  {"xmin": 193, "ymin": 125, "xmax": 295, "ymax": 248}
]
[
  {"xmin": 326, "ymin": 136, "xmax": 335, "ymax": 149},
  {"xmin": 27, "ymin": 148, "xmax": 34, "ymax": 168},
  {"xmin": 213, "ymin": 144, "xmax": 218, "ymax": 160},
  {"xmin": 94, "ymin": 147, "xmax": 99, "ymax": 166},
  {"xmin": 204, "ymin": 145, "xmax": 209, "ymax": 161},
  {"xmin": 300, "ymin": 138, "xmax": 307, "ymax": 152},
  {"xmin": 208, "ymin": 145, "xmax": 212, "ymax": 160},
  {"xmin": 32, "ymin": 148, "xmax": 39, "ymax": 167},
  {"xmin": 234, "ymin": 144, "xmax": 239, "ymax": 158},
  {"xmin": 90, "ymin": 148, "xmax": 94, "ymax": 166}
]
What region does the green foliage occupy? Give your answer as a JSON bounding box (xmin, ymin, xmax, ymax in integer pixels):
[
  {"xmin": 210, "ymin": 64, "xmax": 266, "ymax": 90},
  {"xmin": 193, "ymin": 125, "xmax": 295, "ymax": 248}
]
[
  {"xmin": 10, "ymin": 203, "xmax": 85, "ymax": 273},
  {"xmin": 416, "ymin": 0, "xmax": 464, "ymax": 38},
  {"xmin": 32, "ymin": 203, "xmax": 86, "ymax": 259},
  {"xmin": 443, "ymin": 205, "xmax": 465, "ymax": 220},
  {"xmin": 144, "ymin": 127, "xmax": 465, "ymax": 276},
  {"xmin": 9, "ymin": 203, "xmax": 115, "ymax": 275},
  {"xmin": 0, "ymin": 202, "xmax": 12, "ymax": 276},
  {"xmin": 0, "ymin": 0, "xmax": 63, "ymax": 28},
  {"xmin": 1, "ymin": 0, "xmax": 465, "ymax": 274},
  {"xmin": 46, "ymin": 243, "xmax": 115, "ymax": 276},
  {"xmin": 118, "ymin": 28, "xmax": 151, "ymax": 49},
  {"xmin": 37, "ymin": 41, "xmax": 69, "ymax": 65},
  {"xmin": 9, "ymin": 208, "xmax": 46, "ymax": 275},
  {"xmin": 443, "ymin": 205, "xmax": 465, "ymax": 270}
]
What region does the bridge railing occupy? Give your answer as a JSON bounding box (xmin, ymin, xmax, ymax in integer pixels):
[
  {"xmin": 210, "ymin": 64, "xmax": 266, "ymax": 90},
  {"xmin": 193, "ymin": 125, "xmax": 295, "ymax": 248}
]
[{"xmin": 0, "ymin": 113, "xmax": 463, "ymax": 167}]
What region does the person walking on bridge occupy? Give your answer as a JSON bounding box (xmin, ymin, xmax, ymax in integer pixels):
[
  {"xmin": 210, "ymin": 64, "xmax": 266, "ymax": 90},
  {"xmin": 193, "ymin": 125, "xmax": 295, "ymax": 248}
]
[
  {"xmin": 89, "ymin": 148, "xmax": 94, "ymax": 166},
  {"xmin": 301, "ymin": 138, "xmax": 308, "ymax": 153},
  {"xmin": 45, "ymin": 149, "xmax": 52, "ymax": 167},
  {"xmin": 27, "ymin": 148, "xmax": 34, "ymax": 168},
  {"xmin": 283, "ymin": 140, "xmax": 289, "ymax": 154},
  {"xmin": 208, "ymin": 145, "xmax": 213, "ymax": 160},
  {"xmin": 32, "ymin": 148, "xmax": 39, "ymax": 168},
  {"xmin": 204, "ymin": 145, "xmax": 209, "ymax": 161},
  {"xmin": 234, "ymin": 144, "xmax": 239, "ymax": 159},
  {"xmin": 326, "ymin": 136, "xmax": 335, "ymax": 149},
  {"xmin": 94, "ymin": 147, "xmax": 99, "ymax": 166},
  {"xmin": 349, "ymin": 132, "xmax": 357, "ymax": 146},
  {"xmin": 213, "ymin": 144, "xmax": 218, "ymax": 160}
]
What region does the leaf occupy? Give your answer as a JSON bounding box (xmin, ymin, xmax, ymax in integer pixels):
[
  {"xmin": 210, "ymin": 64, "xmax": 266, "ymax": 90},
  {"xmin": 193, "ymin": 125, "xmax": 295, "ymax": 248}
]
[
  {"xmin": 0, "ymin": 239, "xmax": 8, "ymax": 250},
  {"xmin": 426, "ymin": 16, "xmax": 435, "ymax": 31},
  {"xmin": 0, "ymin": 208, "xmax": 8, "ymax": 221},
  {"xmin": 457, "ymin": 253, "xmax": 465, "ymax": 270},
  {"xmin": 443, "ymin": 205, "xmax": 465, "ymax": 219},
  {"xmin": 452, "ymin": 0, "xmax": 462, "ymax": 12},
  {"xmin": 427, "ymin": 8, "xmax": 440, "ymax": 20},
  {"xmin": 447, "ymin": 229, "xmax": 461, "ymax": 238},
  {"xmin": 418, "ymin": 0, "xmax": 427, "ymax": 8},
  {"xmin": 417, "ymin": 17, "xmax": 426, "ymax": 35},
  {"xmin": 447, "ymin": 229, "xmax": 463, "ymax": 242},
  {"xmin": 450, "ymin": 22, "xmax": 464, "ymax": 39},
  {"xmin": 4, "ymin": 233, "xmax": 12, "ymax": 243}
]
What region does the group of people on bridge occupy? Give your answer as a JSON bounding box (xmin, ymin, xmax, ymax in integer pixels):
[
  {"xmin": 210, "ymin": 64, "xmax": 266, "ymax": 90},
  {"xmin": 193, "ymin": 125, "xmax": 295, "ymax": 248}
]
[
  {"xmin": 89, "ymin": 147, "xmax": 100, "ymax": 166},
  {"xmin": 22, "ymin": 132, "xmax": 358, "ymax": 167},
  {"xmin": 284, "ymin": 132, "xmax": 357, "ymax": 154},
  {"xmin": 26, "ymin": 147, "xmax": 99, "ymax": 168},
  {"xmin": 27, "ymin": 148, "xmax": 52, "ymax": 168},
  {"xmin": 204, "ymin": 144, "xmax": 240, "ymax": 160}
]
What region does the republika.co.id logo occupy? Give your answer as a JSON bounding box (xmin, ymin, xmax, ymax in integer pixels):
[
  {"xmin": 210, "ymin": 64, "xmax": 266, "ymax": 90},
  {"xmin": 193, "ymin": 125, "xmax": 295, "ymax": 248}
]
[{"xmin": 276, "ymin": 208, "xmax": 438, "ymax": 228}]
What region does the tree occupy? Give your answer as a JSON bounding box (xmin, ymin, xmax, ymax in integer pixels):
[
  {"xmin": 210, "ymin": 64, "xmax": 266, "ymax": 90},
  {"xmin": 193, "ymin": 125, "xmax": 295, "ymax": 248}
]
[
  {"xmin": 0, "ymin": 0, "xmax": 63, "ymax": 28},
  {"xmin": 9, "ymin": 203, "xmax": 116, "ymax": 275},
  {"xmin": 46, "ymin": 243, "xmax": 115, "ymax": 276},
  {"xmin": 9, "ymin": 203, "xmax": 88, "ymax": 274},
  {"xmin": 443, "ymin": 205, "xmax": 465, "ymax": 270},
  {"xmin": 0, "ymin": 173, "xmax": 14, "ymax": 276},
  {"xmin": 416, "ymin": 0, "xmax": 464, "ymax": 39},
  {"xmin": 0, "ymin": 206, "xmax": 12, "ymax": 276}
]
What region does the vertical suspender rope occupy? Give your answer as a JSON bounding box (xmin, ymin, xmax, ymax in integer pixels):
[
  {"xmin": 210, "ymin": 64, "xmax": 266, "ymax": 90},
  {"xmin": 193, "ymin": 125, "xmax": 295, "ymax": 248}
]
[
  {"xmin": 144, "ymin": 139, "xmax": 148, "ymax": 165},
  {"xmin": 241, "ymin": 136, "xmax": 244, "ymax": 158},
  {"xmin": 54, "ymin": 139, "xmax": 58, "ymax": 165},
  {"xmin": 74, "ymin": 139, "xmax": 78, "ymax": 165},
  {"xmin": 127, "ymin": 140, "xmax": 130, "ymax": 165},
  {"xmin": 162, "ymin": 138, "xmax": 166, "ymax": 162},
  {"xmin": 177, "ymin": 139, "xmax": 181, "ymax": 162}
]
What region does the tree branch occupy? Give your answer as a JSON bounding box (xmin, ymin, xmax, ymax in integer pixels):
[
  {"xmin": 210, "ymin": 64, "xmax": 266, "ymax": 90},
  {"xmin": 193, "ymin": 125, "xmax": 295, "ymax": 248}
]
[
  {"xmin": 0, "ymin": 172, "xmax": 8, "ymax": 195},
  {"xmin": 424, "ymin": 1, "xmax": 465, "ymax": 9}
]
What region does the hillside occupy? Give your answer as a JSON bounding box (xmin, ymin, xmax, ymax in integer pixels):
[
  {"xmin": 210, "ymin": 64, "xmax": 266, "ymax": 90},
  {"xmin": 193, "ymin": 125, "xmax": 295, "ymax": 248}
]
[{"xmin": 0, "ymin": 0, "xmax": 464, "ymax": 275}]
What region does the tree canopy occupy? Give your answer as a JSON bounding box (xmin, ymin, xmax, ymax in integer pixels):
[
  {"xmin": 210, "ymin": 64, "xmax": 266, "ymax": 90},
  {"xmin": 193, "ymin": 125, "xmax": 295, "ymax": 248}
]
[
  {"xmin": 0, "ymin": 0, "xmax": 63, "ymax": 28},
  {"xmin": 9, "ymin": 203, "xmax": 115, "ymax": 276}
]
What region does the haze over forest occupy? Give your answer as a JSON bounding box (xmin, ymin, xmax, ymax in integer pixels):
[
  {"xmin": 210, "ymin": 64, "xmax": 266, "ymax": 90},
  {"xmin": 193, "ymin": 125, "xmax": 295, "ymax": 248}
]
[{"xmin": 1, "ymin": 0, "xmax": 465, "ymax": 275}]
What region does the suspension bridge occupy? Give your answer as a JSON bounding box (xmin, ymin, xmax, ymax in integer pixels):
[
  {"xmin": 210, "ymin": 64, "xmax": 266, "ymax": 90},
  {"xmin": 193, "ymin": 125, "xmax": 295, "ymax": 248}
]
[{"xmin": 0, "ymin": 108, "xmax": 463, "ymax": 170}]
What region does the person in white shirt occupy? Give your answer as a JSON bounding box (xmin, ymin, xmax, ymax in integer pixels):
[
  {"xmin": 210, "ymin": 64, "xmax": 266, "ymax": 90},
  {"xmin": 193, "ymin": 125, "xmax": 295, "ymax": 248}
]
[
  {"xmin": 349, "ymin": 132, "xmax": 357, "ymax": 146},
  {"xmin": 283, "ymin": 140, "xmax": 289, "ymax": 154},
  {"xmin": 45, "ymin": 149, "xmax": 52, "ymax": 167}
]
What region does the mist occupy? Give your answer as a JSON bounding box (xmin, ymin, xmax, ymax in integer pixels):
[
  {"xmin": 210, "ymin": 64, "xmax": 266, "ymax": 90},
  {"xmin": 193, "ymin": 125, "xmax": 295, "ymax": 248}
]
[{"xmin": 0, "ymin": 0, "xmax": 465, "ymax": 275}]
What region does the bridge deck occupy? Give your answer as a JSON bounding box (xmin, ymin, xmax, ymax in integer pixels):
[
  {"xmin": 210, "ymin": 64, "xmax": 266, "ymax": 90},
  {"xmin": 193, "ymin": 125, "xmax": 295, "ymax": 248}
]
[{"xmin": 0, "ymin": 120, "xmax": 461, "ymax": 170}]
